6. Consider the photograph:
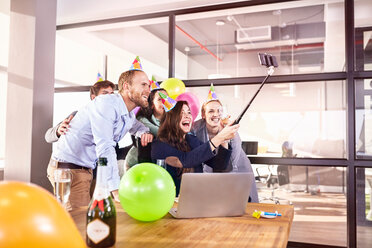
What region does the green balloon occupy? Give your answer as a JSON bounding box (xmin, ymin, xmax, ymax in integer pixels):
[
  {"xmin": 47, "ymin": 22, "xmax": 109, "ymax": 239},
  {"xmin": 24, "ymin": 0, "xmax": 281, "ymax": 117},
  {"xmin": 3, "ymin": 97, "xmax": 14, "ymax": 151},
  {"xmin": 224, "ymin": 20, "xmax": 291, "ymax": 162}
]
[{"xmin": 119, "ymin": 163, "xmax": 176, "ymax": 222}]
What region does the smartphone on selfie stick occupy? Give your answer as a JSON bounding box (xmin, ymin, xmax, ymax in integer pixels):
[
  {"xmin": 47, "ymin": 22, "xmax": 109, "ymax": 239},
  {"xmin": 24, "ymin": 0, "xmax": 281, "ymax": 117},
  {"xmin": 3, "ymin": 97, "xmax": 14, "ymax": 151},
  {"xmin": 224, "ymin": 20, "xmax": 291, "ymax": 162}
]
[{"xmin": 233, "ymin": 53, "xmax": 278, "ymax": 125}]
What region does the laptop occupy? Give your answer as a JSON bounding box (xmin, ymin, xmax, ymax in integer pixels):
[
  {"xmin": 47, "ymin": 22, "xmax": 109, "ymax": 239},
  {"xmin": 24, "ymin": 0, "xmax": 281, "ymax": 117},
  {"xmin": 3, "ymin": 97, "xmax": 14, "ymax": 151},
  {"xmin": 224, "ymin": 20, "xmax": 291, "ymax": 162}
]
[{"xmin": 169, "ymin": 172, "xmax": 254, "ymax": 218}]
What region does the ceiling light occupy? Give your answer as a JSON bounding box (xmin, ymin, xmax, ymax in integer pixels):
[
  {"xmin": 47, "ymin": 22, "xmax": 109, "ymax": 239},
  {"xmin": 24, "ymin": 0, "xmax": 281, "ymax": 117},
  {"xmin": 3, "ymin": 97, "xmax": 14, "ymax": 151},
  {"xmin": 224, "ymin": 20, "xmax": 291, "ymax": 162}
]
[
  {"xmin": 184, "ymin": 46, "xmax": 190, "ymax": 52},
  {"xmin": 216, "ymin": 20, "xmax": 225, "ymax": 26}
]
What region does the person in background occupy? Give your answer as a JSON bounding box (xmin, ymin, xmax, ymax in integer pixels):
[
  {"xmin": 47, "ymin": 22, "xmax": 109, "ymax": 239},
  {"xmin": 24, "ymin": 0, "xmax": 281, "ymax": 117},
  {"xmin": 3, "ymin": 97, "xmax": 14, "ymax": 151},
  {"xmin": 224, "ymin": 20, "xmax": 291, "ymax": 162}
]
[
  {"xmin": 192, "ymin": 84, "xmax": 259, "ymax": 202},
  {"xmin": 48, "ymin": 56, "xmax": 153, "ymax": 210},
  {"xmin": 125, "ymin": 77, "xmax": 168, "ymax": 171},
  {"xmin": 44, "ymin": 79, "xmax": 115, "ymax": 143},
  {"xmin": 151, "ymin": 94, "xmax": 239, "ymax": 196}
]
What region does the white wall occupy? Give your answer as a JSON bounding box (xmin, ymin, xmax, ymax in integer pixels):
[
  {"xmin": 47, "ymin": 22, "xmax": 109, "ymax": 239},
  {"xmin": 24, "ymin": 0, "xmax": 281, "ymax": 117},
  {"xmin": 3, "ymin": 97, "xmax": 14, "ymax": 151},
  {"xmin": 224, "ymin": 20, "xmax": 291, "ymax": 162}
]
[
  {"xmin": 0, "ymin": 0, "xmax": 9, "ymax": 169},
  {"xmin": 55, "ymin": 35, "xmax": 105, "ymax": 86}
]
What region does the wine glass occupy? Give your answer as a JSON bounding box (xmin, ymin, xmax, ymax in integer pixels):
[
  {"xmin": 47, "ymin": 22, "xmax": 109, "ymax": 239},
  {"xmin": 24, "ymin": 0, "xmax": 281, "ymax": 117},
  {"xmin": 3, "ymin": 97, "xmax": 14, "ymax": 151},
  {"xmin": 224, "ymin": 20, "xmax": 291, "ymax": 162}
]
[
  {"xmin": 54, "ymin": 168, "xmax": 72, "ymax": 210},
  {"xmin": 220, "ymin": 105, "xmax": 230, "ymax": 126},
  {"xmin": 156, "ymin": 159, "xmax": 166, "ymax": 169}
]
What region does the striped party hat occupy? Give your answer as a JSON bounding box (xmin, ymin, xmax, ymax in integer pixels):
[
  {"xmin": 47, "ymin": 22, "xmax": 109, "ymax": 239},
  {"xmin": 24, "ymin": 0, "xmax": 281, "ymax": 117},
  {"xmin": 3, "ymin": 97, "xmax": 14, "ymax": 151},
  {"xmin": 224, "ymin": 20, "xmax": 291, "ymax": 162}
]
[
  {"xmin": 159, "ymin": 92, "xmax": 177, "ymax": 112},
  {"xmin": 129, "ymin": 56, "xmax": 143, "ymax": 71},
  {"xmin": 207, "ymin": 83, "xmax": 218, "ymax": 102}
]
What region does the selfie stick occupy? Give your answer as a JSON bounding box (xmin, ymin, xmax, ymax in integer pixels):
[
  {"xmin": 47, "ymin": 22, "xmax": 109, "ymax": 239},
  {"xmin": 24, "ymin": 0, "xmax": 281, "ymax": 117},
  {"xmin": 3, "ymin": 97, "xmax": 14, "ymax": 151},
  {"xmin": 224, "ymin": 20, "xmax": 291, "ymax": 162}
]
[{"xmin": 233, "ymin": 66, "xmax": 275, "ymax": 125}]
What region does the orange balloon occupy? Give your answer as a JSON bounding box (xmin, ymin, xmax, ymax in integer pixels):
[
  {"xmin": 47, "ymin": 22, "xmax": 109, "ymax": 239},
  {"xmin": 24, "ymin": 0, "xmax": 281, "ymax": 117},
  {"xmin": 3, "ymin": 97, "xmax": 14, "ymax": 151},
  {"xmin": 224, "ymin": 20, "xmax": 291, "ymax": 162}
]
[{"xmin": 0, "ymin": 181, "xmax": 85, "ymax": 248}]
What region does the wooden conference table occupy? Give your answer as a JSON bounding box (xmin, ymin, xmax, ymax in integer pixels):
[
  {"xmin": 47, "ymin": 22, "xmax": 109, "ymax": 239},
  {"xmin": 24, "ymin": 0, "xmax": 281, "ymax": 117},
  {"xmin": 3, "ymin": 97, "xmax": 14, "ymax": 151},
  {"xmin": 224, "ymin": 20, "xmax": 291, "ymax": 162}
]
[{"xmin": 71, "ymin": 202, "xmax": 294, "ymax": 248}]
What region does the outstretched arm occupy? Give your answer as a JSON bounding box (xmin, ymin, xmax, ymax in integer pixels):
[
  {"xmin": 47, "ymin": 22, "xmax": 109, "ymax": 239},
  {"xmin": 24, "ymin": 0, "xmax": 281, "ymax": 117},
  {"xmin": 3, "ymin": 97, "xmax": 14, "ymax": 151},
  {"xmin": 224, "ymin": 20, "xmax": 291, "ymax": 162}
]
[{"xmin": 44, "ymin": 113, "xmax": 75, "ymax": 143}]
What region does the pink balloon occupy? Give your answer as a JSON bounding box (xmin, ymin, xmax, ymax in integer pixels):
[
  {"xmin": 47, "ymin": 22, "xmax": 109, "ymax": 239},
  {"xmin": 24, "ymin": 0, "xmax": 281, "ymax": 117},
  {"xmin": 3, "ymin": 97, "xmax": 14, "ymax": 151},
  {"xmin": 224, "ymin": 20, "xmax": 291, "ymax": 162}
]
[{"xmin": 176, "ymin": 92, "xmax": 200, "ymax": 121}]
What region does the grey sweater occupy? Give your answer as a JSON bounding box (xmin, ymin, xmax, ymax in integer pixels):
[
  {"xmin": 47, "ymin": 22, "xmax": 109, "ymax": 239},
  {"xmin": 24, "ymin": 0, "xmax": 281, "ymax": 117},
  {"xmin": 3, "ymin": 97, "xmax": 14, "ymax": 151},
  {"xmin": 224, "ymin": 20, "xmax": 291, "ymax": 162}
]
[{"xmin": 44, "ymin": 111, "xmax": 77, "ymax": 143}]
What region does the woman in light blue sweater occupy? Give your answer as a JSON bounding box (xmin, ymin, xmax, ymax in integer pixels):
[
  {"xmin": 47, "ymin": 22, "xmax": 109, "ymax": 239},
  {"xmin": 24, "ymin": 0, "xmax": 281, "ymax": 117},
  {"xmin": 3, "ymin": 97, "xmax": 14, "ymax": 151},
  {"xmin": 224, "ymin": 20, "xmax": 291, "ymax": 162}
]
[{"xmin": 193, "ymin": 85, "xmax": 258, "ymax": 202}]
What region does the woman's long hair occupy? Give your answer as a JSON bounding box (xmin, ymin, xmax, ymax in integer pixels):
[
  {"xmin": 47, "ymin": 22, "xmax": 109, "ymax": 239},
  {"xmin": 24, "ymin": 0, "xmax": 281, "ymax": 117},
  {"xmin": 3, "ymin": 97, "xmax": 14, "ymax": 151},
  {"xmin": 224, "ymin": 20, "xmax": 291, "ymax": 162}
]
[
  {"xmin": 136, "ymin": 89, "xmax": 164, "ymax": 124},
  {"xmin": 158, "ymin": 101, "xmax": 190, "ymax": 153},
  {"xmin": 157, "ymin": 101, "xmax": 193, "ymax": 176}
]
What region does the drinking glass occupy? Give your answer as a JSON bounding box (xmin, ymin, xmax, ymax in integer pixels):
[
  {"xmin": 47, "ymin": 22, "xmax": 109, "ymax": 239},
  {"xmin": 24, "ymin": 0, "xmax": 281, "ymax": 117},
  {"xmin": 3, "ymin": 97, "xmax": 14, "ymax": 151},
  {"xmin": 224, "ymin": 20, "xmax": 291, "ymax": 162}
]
[
  {"xmin": 54, "ymin": 168, "xmax": 72, "ymax": 209},
  {"xmin": 156, "ymin": 159, "xmax": 166, "ymax": 169}
]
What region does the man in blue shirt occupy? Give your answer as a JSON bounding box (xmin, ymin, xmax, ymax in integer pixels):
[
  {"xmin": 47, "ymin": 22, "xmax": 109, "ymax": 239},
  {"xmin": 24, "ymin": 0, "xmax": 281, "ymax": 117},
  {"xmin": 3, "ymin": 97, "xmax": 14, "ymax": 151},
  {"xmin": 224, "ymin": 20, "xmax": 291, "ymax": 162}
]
[{"xmin": 50, "ymin": 61, "xmax": 153, "ymax": 209}]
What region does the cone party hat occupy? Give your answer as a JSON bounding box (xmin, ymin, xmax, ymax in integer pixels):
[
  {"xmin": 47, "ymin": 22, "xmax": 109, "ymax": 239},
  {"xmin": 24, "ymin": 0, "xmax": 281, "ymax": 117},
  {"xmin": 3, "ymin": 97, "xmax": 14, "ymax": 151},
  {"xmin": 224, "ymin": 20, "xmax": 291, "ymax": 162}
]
[
  {"xmin": 159, "ymin": 92, "xmax": 177, "ymax": 112},
  {"xmin": 129, "ymin": 56, "xmax": 143, "ymax": 71},
  {"xmin": 96, "ymin": 72, "xmax": 104, "ymax": 82},
  {"xmin": 150, "ymin": 75, "xmax": 161, "ymax": 91},
  {"xmin": 207, "ymin": 83, "xmax": 218, "ymax": 102}
]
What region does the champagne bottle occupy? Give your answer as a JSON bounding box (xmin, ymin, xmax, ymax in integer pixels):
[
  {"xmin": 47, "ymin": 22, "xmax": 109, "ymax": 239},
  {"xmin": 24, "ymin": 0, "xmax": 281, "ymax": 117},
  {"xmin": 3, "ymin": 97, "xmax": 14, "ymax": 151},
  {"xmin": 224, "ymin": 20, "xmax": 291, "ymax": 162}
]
[{"xmin": 86, "ymin": 157, "xmax": 116, "ymax": 247}]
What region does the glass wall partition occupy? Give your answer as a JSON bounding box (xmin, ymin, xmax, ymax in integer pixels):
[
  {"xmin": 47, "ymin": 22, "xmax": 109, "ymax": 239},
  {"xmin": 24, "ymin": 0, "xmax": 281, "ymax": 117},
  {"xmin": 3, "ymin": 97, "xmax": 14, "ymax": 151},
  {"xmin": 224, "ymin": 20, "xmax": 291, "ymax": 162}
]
[
  {"xmin": 356, "ymin": 167, "xmax": 372, "ymax": 248},
  {"xmin": 355, "ymin": 0, "xmax": 372, "ymax": 71},
  {"xmin": 354, "ymin": 1, "xmax": 372, "ymax": 246},
  {"xmin": 252, "ymin": 163, "xmax": 346, "ymax": 247},
  {"xmin": 175, "ymin": 1, "xmax": 345, "ymax": 80},
  {"xmin": 188, "ymin": 80, "xmax": 346, "ymax": 158},
  {"xmin": 356, "ymin": 78, "xmax": 372, "ymax": 159},
  {"xmin": 55, "ymin": 17, "xmax": 169, "ymax": 88},
  {"xmin": 103, "ymin": 17, "xmax": 170, "ymax": 83}
]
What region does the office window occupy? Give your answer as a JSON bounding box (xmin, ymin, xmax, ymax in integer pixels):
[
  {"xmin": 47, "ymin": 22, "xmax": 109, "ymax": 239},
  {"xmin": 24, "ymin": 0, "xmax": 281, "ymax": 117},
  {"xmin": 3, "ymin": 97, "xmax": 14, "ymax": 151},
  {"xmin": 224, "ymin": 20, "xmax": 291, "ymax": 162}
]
[
  {"xmin": 55, "ymin": 34, "xmax": 106, "ymax": 87},
  {"xmin": 175, "ymin": 1, "xmax": 345, "ymax": 80},
  {"xmin": 356, "ymin": 29, "xmax": 372, "ymax": 71},
  {"xmin": 252, "ymin": 164, "xmax": 346, "ymax": 246},
  {"xmin": 356, "ymin": 167, "xmax": 372, "ymax": 248},
  {"xmin": 188, "ymin": 80, "xmax": 346, "ymax": 158},
  {"xmin": 355, "ymin": 0, "xmax": 372, "ymax": 71},
  {"xmin": 53, "ymin": 92, "xmax": 91, "ymax": 126},
  {"xmin": 355, "ymin": 78, "xmax": 372, "ymax": 159},
  {"xmin": 56, "ymin": 17, "xmax": 169, "ymax": 86},
  {"xmin": 104, "ymin": 17, "xmax": 170, "ymax": 83}
]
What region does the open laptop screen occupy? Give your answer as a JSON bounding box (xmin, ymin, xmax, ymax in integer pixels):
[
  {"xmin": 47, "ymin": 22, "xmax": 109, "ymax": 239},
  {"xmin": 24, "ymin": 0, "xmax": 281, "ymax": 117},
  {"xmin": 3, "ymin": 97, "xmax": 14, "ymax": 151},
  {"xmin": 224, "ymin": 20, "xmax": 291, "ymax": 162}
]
[{"xmin": 170, "ymin": 173, "xmax": 253, "ymax": 218}]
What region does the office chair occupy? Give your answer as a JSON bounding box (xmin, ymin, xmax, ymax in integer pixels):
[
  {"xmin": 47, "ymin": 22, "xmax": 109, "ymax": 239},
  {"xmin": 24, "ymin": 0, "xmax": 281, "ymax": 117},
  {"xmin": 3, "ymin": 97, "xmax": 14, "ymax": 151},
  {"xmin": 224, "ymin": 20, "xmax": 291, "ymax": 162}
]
[
  {"xmin": 255, "ymin": 142, "xmax": 294, "ymax": 205},
  {"xmin": 255, "ymin": 165, "xmax": 292, "ymax": 205}
]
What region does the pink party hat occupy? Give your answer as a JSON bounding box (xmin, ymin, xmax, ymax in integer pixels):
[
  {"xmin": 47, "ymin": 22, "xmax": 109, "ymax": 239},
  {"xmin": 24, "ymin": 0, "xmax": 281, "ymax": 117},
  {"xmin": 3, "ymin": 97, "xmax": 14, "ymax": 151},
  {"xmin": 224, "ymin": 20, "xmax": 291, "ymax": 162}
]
[
  {"xmin": 159, "ymin": 92, "xmax": 177, "ymax": 112},
  {"xmin": 207, "ymin": 83, "xmax": 218, "ymax": 102},
  {"xmin": 96, "ymin": 72, "xmax": 104, "ymax": 82},
  {"xmin": 129, "ymin": 56, "xmax": 143, "ymax": 71},
  {"xmin": 150, "ymin": 75, "xmax": 161, "ymax": 91}
]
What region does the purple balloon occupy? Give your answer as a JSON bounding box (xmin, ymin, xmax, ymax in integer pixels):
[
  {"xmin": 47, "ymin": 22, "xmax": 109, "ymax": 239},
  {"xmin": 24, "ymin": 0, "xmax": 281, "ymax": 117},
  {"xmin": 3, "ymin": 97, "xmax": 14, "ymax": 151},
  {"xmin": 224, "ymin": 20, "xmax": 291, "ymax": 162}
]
[
  {"xmin": 133, "ymin": 106, "xmax": 140, "ymax": 115},
  {"xmin": 176, "ymin": 92, "xmax": 200, "ymax": 121}
]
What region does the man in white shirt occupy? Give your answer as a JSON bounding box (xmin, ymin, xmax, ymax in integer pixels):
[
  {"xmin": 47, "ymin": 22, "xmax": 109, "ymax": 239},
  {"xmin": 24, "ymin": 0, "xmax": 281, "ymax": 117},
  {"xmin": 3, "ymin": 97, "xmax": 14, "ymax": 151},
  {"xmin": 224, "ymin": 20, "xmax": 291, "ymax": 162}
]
[{"xmin": 50, "ymin": 62, "xmax": 153, "ymax": 209}]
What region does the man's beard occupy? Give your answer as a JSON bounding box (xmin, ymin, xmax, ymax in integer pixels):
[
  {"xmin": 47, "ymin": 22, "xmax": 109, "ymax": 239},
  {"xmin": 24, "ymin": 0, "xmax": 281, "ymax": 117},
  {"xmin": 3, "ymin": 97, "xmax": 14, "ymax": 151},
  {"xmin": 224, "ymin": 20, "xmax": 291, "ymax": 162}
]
[{"xmin": 129, "ymin": 89, "xmax": 148, "ymax": 108}]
